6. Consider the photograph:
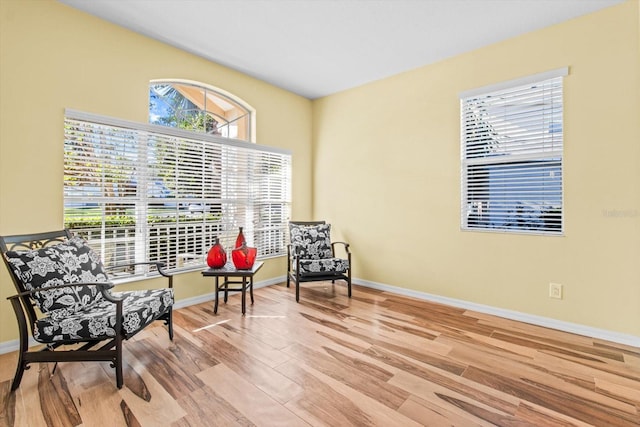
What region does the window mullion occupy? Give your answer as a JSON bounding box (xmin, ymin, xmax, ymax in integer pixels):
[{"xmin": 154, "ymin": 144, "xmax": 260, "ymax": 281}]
[{"xmin": 136, "ymin": 132, "xmax": 149, "ymax": 273}]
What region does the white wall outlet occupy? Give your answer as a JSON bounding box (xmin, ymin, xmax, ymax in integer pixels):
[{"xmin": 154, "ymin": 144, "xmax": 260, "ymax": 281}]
[{"xmin": 549, "ymin": 283, "xmax": 563, "ymax": 299}]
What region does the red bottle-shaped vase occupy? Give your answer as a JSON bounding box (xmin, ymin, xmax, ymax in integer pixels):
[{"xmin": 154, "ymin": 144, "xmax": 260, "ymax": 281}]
[
  {"xmin": 235, "ymin": 227, "xmax": 246, "ymax": 248},
  {"xmin": 232, "ymin": 242, "xmax": 257, "ymax": 270},
  {"xmin": 207, "ymin": 237, "xmax": 227, "ymax": 268}
]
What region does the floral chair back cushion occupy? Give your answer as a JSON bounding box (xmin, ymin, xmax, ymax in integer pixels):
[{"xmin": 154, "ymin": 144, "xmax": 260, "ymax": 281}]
[
  {"xmin": 289, "ymin": 223, "xmax": 333, "ymax": 260},
  {"xmin": 5, "ymin": 236, "xmax": 108, "ymax": 319}
]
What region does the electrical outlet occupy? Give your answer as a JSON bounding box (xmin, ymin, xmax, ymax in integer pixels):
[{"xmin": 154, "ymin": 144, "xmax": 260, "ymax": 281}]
[{"xmin": 549, "ymin": 283, "xmax": 563, "ymax": 299}]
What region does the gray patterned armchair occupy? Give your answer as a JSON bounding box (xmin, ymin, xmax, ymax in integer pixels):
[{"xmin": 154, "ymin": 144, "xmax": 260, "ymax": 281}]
[
  {"xmin": 287, "ymin": 221, "xmax": 351, "ymax": 302},
  {"xmin": 0, "ymin": 229, "xmax": 174, "ymax": 391}
]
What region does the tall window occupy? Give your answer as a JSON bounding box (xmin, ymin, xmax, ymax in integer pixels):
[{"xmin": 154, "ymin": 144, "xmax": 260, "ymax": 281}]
[
  {"xmin": 64, "ymin": 109, "xmax": 291, "ymax": 277},
  {"xmin": 149, "ymin": 80, "xmax": 253, "ymax": 142},
  {"xmin": 460, "ymin": 68, "xmax": 567, "ymax": 235}
]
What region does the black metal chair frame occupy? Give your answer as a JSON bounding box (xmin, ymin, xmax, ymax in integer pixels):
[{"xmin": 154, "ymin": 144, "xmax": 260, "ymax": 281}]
[
  {"xmin": 286, "ymin": 221, "xmax": 352, "ymax": 302},
  {"xmin": 0, "ymin": 229, "xmax": 174, "ymax": 391}
]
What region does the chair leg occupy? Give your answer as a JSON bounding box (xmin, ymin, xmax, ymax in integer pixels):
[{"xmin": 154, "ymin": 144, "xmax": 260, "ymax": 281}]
[
  {"xmin": 10, "ymin": 353, "xmax": 26, "ymax": 391},
  {"xmin": 295, "ymin": 275, "xmax": 300, "ymax": 302},
  {"xmin": 114, "ymin": 334, "xmax": 123, "ymax": 389},
  {"xmin": 286, "ymin": 262, "xmax": 291, "ymax": 288},
  {"xmin": 103, "ymin": 294, "xmax": 125, "ymax": 389},
  {"xmin": 166, "ymin": 308, "xmax": 174, "ymax": 341},
  {"xmin": 10, "ymin": 297, "xmax": 29, "ymax": 391}
]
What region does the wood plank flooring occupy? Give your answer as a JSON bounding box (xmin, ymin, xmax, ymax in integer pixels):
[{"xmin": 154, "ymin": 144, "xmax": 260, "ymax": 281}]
[{"xmin": 1, "ymin": 282, "xmax": 639, "ymax": 426}]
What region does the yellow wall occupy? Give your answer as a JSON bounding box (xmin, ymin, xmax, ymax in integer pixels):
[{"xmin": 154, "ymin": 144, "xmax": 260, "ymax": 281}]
[
  {"xmin": 313, "ymin": 1, "xmax": 640, "ymax": 337},
  {"xmin": 0, "ymin": 0, "xmax": 313, "ymax": 343}
]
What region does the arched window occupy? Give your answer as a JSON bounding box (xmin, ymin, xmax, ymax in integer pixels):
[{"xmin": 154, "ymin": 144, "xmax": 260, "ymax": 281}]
[{"xmin": 149, "ymin": 80, "xmax": 255, "ymax": 142}]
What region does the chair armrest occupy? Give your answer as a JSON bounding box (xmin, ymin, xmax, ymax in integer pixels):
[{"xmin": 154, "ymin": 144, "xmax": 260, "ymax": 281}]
[
  {"xmin": 106, "ymin": 261, "xmax": 169, "ymax": 274},
  {"xmin": 287, "ymin": 244, "xmax": 299, "ymax": 267},
  {"xmin": 107, "ymin": 261, "xmax": 173, "ymax": 287},
  {"xmin": 288, "ymin": 244, "xmax": 305, "ymax": 258},
  {"xmin": 331, "ymin": 241, "xmax": 351, "ymax": 256}
]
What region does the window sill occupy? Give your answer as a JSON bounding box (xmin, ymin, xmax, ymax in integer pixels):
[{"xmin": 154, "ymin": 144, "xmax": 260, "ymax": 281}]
[{"xmin": 110, "ymin": 253, "xmax": 285, "ymax": 286}]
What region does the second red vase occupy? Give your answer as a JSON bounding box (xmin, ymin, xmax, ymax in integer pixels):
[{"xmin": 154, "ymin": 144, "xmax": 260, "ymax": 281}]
[{"xmin": 232, "ymin": 242, "xmax": 257, "ymax": 270}]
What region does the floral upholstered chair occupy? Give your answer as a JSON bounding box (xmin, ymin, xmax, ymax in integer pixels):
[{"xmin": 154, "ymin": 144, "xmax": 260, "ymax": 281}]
[
  {"xmin": 287, "ymin": 221, "xmax": 351, "ymax": 302},
  {"xmin": 0, "ymin": 229, "xmax": 174, "ymax": 391}
]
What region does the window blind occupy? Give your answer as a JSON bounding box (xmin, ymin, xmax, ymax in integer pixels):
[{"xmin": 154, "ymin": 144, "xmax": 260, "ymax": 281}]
[
  {"xmin": 460, "ymin": 68, "xmax": 566, "ymax": 234},
  {"xmin": 64, "ymin": 109, "xmax": 291, "ymax": 276}
]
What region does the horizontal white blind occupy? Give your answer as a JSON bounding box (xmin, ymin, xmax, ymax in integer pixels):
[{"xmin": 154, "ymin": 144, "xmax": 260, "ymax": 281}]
[
  {"xmin": 461, "ymin": 73, "xmax": 564, "ymax": 234},
  {"xmin": 64, "ymin": 110, "xmax": 291, "ymax": 276}
]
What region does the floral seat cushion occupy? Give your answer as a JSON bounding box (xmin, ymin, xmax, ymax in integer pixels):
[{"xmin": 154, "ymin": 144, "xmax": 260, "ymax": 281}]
[
  {"xmin": 295, "ymin": 257, "xmax": 350, "ymax": 276},
  {"xmin": 34, "ymin": 288, "xmax": 174, "ymax": 343},
  {"xmin": 4, "ymin": 236, "xmax": 107, "ymax": 319}
]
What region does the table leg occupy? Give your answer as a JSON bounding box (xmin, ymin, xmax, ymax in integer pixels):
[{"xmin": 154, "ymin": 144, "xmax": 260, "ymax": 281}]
[
  {"xmin": 241, "ymin": 276, "xmax": 246, "ymax": 315},
  {"xmin": 214, "ymin": 276, "xmax": 219, "ymax": 314},
  {"xmin": 250, "ymin": 276, "xmax": 254, "ymax": 304},
  {"xmin": 223, "ymin": 275, "xmax": 228, "ymax": 303}
]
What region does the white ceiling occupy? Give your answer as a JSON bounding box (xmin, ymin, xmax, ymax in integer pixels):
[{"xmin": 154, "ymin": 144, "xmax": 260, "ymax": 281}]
[{"xmin": 58, "ymin": 0, "xmax": 623, "ymax": 99}]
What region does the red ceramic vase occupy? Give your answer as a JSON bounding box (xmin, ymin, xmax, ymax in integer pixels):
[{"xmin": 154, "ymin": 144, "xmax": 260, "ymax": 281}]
[
  {"xmin": 206, "ymin": 237, "xmax": 227, "ymax": 268},
  {"xmin": 235, "ymin": 227, "xmax": 246, "ymax": 248},
  {"xmin": 232, "ymin": 243, "xmax": 257, "ymax": 270}
]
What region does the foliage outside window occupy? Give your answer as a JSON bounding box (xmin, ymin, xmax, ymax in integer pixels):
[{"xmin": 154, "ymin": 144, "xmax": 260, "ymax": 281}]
[
  {"xmin": 64, "ymin": 109, "xmax": 291, "ymax": 277},
  {"xmin": 460, "ymin": 68, "xmax": 566, "ymax": 234}
]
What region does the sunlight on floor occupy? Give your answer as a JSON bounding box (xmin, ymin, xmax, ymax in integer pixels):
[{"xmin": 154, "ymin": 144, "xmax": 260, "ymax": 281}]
[{"xmin": 192, "ymin": 319, "xmax": 230, "ymax": 332}]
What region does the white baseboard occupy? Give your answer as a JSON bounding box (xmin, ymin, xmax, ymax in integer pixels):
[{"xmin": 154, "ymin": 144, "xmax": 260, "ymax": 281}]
[
  {"xmin": 0, "ymin": 338, "xmax": 32, "ymax": 355},
  {"xmin": 355, "ymin": 278, "xmax": 640, "ymax": 348},
  {"xmin": 1, "ymin": 275, "xmax": 637, "ymax": 354}
]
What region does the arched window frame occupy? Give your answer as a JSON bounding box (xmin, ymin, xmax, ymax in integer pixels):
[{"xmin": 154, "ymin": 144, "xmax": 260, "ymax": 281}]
[{"xmin": 149, "ymin": 79, "xmax": 256, "ymax": 143}]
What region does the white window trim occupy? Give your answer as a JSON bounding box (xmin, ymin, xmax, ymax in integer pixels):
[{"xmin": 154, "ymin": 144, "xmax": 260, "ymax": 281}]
[
  {"xmin": 459, "ymin": 68, "xmax": 567, "ymax": 236},
  {"xmin": 459, "ymin": 67, "xmax": 569, "ymax": 99}
]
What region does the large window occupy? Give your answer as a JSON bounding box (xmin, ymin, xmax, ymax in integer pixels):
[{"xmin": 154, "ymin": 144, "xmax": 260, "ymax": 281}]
[
  {"xmin": 460, "ymin": 68, "xmax": 567, "ymax": 235},
  {"xmin": 64, "ymin": 109, "xmax": 291, "ymax": 277}
]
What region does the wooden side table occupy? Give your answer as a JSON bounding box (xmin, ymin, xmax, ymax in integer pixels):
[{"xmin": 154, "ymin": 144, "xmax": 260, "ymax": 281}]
[{"xmin": 202, "ymin": 261, "xmax": 263, "ymax": 315}]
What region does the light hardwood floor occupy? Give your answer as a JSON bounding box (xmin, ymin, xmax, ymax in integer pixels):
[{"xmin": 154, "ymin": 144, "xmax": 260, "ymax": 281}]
[{"xmin": 0, "ymin": 282, "xmax": 639, "ymax": 427}]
